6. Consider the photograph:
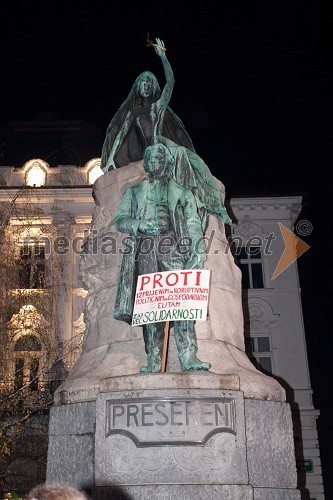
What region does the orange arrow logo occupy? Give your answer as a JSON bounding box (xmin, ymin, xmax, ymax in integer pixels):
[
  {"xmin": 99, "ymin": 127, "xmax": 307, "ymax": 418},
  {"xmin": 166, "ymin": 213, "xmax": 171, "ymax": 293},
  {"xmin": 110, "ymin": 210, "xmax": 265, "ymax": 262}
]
[{"xmin": 271, "ymin": 223, "xmax": 310, "ymax": 280}]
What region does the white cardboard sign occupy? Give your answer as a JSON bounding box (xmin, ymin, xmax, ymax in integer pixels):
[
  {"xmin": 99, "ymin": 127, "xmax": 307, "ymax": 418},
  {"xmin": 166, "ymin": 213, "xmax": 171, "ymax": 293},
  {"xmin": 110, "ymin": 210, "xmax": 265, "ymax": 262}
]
[{"xmin": 132, "ymin": 269, "xmax": 211, "ymax": 326}]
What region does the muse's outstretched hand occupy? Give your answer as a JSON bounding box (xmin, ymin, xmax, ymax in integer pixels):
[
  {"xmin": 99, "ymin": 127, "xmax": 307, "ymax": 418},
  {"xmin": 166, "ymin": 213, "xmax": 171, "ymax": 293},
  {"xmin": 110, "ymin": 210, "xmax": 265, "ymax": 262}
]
[{"xmin": 154, "ymin": 38, "xmax": 166, "ymax": 58}]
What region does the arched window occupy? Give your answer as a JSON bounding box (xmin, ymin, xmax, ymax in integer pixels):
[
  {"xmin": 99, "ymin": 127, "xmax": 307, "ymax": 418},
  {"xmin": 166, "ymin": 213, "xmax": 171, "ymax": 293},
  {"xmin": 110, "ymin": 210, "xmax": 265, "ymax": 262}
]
[
  {"xmin": 243, "ymin": 299, "xmax": 278, "ymax": 375},
  {"xmin": 85, "ymin": 158, "xmax": 103, "ymax": 185},
  {"xmin": 23, "ymin": 159, "xmax": 48, "ymax": 187},
  {"xmin": 14, "ymin": 334, "xmax": 42, "ymax": 351}
]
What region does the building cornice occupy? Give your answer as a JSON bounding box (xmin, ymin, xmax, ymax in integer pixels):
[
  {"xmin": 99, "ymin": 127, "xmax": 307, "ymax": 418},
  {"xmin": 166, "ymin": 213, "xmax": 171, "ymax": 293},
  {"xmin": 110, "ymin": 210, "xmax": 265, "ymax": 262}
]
[
  {"xmin": 230, "ymin": 195, "xmax": 303, "ymax": 224},
  {"xmin": 0, "ymin": 186, "xmax": 94, "ymax": 203},
  {"xmin": 230, "ymin": 195, "xmax": 302, "ymax": 211}
]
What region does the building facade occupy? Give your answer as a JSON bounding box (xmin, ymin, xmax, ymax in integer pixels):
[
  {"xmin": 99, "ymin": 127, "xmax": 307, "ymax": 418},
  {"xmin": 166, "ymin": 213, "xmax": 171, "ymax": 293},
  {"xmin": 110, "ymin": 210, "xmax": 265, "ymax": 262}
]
[{"xmin": 0, "ymin": 155, "xmax": 324, "ymax": 498}]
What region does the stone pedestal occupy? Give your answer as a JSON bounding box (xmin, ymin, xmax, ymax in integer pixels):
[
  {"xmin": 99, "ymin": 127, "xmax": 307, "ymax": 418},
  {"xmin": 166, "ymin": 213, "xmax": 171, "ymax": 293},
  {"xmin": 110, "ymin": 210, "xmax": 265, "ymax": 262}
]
[{"xmin": 47, "ymin": 374, "xmax": 300, "ymax": 499}]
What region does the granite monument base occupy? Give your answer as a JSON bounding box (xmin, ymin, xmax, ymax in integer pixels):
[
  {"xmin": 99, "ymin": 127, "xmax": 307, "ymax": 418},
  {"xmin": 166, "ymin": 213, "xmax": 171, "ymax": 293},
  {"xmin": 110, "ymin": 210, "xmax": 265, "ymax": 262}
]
[{"xmin": 46, "ymin": 374, "xmax": 300, "ymax": 499}]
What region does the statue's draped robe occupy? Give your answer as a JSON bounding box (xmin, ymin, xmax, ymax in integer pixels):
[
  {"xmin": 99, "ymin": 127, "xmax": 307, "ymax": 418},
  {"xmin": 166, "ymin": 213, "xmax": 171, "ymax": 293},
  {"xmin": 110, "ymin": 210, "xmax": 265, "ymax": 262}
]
[{"xmin": 101, "ymin": 74, "xmax": 231, "ymax": 227}]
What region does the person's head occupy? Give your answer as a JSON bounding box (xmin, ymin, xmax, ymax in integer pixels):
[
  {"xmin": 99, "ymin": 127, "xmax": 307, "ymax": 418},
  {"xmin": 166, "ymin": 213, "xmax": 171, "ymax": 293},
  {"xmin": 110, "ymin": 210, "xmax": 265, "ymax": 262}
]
[
  {"xmin": 134, "ymin": 71, "xmax": 160, "ymax": 99},
  {"xmin": 143, "ymin": 143, "xmax": 173, "ymax": 179},
  {"xmin": 26, "ymin": 483, "xmax": 89, "ymax": 500}
]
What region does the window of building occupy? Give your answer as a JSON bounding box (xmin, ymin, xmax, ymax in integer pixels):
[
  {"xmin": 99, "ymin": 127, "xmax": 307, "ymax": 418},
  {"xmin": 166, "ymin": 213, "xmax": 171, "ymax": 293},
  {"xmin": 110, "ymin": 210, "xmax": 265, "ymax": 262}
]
[
  {"xmin": 19, "ymin": 242, "xmax": 45, "ymax": 289},
  {"xmin": 13, "ymin": 335, "xmax": 42, "ymax": 391},
  {"xmin": 237, "ymin": 246, "xmax": 264, "ymax": 289},
  {"xmin": 85, "ymin": 158, "xmax": 103, "ymax": 185},
  {"xmin": 29, "ymin": 356, "xmax": 39, "ymax": 391},
  {"xmin": 245, "ymin": 335, "xmax": 272, "ymax": 374},
  {"xmin": 14, "ymin": 357, "xmax": 24, "ymax": 391},
  {"xmin": 24, "ymin": 159, "xmax": 48, "ymax": 187}
]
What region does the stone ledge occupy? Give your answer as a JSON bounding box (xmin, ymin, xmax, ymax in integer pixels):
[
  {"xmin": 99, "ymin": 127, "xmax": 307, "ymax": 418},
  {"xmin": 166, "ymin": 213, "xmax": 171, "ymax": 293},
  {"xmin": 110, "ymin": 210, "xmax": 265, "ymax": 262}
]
[{"xmin": 100, "ymin": 372, "xmax": 240, "ymax": 393}]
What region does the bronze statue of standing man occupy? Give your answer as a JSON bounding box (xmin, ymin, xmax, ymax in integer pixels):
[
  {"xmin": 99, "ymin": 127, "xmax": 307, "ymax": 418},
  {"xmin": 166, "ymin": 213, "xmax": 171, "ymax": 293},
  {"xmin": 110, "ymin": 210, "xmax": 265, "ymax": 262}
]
[{"xmin": 114, "ymin": 143, "xmax": 211, "ymax": 373}]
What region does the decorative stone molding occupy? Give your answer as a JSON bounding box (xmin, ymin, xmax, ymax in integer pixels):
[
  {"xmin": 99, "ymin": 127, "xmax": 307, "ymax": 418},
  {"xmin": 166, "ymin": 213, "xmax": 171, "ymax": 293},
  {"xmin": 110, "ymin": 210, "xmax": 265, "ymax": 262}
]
[
  {"xmin": 232, "ymin": 214, "xmax": 265, "ymax": 241},
  {"xmin": 243, "ymin": 297, "xmax": 279, "ymax": 332}
]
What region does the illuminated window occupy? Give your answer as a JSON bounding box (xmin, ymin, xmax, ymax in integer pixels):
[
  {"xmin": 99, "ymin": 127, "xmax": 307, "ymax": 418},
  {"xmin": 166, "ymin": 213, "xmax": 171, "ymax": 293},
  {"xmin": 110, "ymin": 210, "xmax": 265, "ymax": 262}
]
[
  {"xmin": 85, "ymin": 158, "xmax": 103, "ymax": 184},
  {"xmin": 24, "ymin": 159, "xmax": 48, "ymax": 186},
  {"xmin": 19, "ymin": 241, "xmax": 45, "ymax": 289}
]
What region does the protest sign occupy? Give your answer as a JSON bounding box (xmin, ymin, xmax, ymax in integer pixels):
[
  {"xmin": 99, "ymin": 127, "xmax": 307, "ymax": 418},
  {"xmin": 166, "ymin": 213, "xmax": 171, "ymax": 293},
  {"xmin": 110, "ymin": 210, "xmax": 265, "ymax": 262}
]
[{"xmin": 132, "ymin": 269, "xmax": 211, "ymax": 326}]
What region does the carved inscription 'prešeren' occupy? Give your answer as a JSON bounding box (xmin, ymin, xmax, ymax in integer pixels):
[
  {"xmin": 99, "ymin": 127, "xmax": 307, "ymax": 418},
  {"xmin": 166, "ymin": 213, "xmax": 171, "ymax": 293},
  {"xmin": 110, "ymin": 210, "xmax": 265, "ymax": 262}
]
[{"xmin": 106, "ymin": 397, "xmax": 236, "ymax": 447}]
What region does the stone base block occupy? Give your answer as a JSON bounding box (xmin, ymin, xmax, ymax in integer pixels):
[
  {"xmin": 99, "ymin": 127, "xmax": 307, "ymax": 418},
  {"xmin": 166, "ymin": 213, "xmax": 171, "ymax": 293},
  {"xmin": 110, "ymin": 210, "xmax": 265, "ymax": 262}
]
[
  {"xmin": 46, "ymin": 375, "xmax": 301, "ymax": 499},
  {"xmin": 46, "ymin": 401, "xmax": 95, "ymax": 489}
]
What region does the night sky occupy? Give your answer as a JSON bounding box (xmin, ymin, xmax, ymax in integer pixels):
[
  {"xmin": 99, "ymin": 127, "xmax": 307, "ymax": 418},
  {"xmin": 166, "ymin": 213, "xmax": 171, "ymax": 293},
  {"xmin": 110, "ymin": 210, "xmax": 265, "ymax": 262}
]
[{"xmin": 1, "ymin": 2, "xmax": 331, "ymax": 496}]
